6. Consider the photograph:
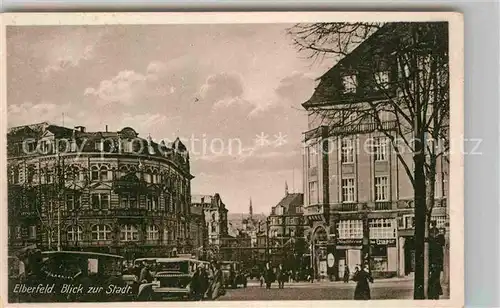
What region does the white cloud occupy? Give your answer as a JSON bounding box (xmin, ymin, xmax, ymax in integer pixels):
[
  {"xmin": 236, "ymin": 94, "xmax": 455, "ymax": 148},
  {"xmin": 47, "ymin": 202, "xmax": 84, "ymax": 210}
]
[{"xmin": 41, "ymin": 28, "xmax": 109, "ymax": 76}]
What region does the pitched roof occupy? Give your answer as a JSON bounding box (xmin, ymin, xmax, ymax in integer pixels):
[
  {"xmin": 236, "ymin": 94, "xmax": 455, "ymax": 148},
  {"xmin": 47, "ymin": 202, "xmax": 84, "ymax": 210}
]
[{"xmin": 273, "ymin": 193, "xmax": 304, "ymax": 214}]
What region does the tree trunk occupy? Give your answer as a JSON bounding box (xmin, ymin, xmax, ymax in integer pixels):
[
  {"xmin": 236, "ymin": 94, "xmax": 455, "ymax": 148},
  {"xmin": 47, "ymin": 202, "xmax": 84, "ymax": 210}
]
[{"xmin": 413, "ymin": 149, "xmax": 427, "ymax": 299}]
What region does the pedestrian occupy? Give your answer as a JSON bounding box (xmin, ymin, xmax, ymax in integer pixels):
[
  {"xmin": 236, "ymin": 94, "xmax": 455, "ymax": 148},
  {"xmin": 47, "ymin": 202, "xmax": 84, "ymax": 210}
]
[
  {"xmin": 353, "ymin": 264, "xmax": 373, "ymax": 300},
  {"xmin": 428, "ymin": 263, "xmax": 443, "ymax": 299},
  {"xmin": 199, "ymin": 264, "xmax": 210, "ymax": 300},
  {"xmin": 259, "ymin": 272, "xmax": 264, "ymax": 287},
  {"xmin": 276, "ymin": 264, "xmax": 285, "ymax": 289},
  {"xmin": 212, "ymin": 262, "xmax": 225, "ymax": 299},
  {"xmin": 191, "ymin": 266, "xmax": 203, "ymax": 300},
  {"xmin": 139, "ymin": 261, "xmax": 153, "ymax": 283},
  {"xmin": 343, "ymin": 266, "xmax": 350, "ymax": 283},
  {"xmin": 264, "ymin": 263, "xmax": 274, "ymax": 289}
]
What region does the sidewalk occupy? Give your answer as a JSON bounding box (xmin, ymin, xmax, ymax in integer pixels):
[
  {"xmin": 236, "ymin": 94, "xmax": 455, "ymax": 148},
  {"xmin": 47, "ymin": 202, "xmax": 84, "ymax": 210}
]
[{"xmin": 247, "ymin": 276, "xmax": 414, "ymax": 287}]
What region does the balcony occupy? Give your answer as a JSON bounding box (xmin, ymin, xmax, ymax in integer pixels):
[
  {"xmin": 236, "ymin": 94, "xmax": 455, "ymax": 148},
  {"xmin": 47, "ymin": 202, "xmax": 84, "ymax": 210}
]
[
  {"xmin": 330, "ymin": 203, "xmax": 359, "ymax": 212},
  {"xmin": 374, "ymin": 201, "xmax": 392, "ymax": 211},
  {"xmin": 304, "ymin": 204, "xmax": 324, "ymax": 216}
]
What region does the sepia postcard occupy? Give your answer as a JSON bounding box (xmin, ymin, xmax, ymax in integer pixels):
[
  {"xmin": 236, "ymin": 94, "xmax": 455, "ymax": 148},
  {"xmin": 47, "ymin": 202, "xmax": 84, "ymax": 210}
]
[{"xmin": 0, "ymin": 12, "xmax": 464, "ymax": 308}]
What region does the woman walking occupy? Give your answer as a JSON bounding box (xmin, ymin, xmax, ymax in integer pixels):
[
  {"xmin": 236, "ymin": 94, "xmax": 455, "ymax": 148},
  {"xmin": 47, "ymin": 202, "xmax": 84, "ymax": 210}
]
[{"xmin": 353, "ymin": 264, "xmax": 373, "ymax": 300}]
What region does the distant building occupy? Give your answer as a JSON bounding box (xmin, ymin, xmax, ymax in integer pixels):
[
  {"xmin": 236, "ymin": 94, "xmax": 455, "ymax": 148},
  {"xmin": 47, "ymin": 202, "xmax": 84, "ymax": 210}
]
[
  {"xmin": 191, "ymin": 193, "xmax": 229, "ymax": 259},
  {"xmin": 189, "ymin": 205, "xmax": 208, "ymax": 259},
  {"xmin": 267, "ymin": 183, "xmax": 306, "ymax": 265}
]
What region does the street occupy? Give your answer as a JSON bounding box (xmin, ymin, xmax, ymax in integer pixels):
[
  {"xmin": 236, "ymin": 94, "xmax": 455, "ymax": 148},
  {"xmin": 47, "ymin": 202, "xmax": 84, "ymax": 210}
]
[{"xmin": 220, "ymin": 278, "xmax": 420, "ymax": 300}]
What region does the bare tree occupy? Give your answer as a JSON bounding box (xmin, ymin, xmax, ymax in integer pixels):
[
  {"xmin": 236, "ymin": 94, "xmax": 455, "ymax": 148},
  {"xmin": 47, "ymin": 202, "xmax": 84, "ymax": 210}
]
[{"xmin": 288, "ymin": 22, "xmax": 449, "ymax": 299}]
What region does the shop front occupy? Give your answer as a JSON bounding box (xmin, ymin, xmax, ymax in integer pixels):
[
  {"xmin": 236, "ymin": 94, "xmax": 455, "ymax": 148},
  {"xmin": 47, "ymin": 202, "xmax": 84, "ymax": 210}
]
[{"xmin": 336, "ymin": 238, "xmax": 363, "ymax": 280}]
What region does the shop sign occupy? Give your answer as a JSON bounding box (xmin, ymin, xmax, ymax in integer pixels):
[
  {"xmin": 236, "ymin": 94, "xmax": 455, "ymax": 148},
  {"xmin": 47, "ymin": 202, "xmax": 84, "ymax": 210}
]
[
  {"xmin": 337, "ymin": 238, "xmax": 363, "ymax": 246},
  {"xmin": 370, "ymin": 238, "xmax": 396, "ymax": 246}
]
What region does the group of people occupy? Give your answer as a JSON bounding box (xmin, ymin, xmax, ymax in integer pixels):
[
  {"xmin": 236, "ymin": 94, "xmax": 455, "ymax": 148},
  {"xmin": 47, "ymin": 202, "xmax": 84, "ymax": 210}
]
[
  {"xmin": 259, "ymin": 263, "xmax": 288, "ymax": 289},
  {"xmin": 190, "ymin": 261, "xmax": 225, "ymax": 300}
]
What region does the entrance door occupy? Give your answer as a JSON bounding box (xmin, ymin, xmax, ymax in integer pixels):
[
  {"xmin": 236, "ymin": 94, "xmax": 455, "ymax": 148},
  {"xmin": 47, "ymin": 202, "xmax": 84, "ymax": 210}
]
[
  {"xmin": 404, "ymin": 237, "xmax": 415, "ymax": 275},
  {"xmin": 347, "ymin": 249, "xmax": 361, "ymax": 272}
]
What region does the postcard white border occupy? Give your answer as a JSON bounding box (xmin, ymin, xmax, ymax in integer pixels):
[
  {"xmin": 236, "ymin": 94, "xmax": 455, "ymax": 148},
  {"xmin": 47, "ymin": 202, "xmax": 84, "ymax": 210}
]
[{"xmin": 0, "ymin": 11, "xmax": 464, "ymax": 308}]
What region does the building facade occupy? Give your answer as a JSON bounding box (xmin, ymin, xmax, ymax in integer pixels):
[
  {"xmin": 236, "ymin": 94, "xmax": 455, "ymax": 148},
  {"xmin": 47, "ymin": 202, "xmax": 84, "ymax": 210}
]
[
  {"xmin": 189, "ymin": 205, "xmax": 208, "ymax": 259},
  {"xmin": 267, "ymin": 185, "xmax": 308, "ymax": 268},
  {"xmin": 301, "ymin": 24, "xmax": 449, "ymax": 279},
  {"xmin": 191, "ymin": 193, "xmax": 229, "ymax": 259},
  {"xmin": 7, "ymin": 123, "xmax": 194, "ymax": 259}
]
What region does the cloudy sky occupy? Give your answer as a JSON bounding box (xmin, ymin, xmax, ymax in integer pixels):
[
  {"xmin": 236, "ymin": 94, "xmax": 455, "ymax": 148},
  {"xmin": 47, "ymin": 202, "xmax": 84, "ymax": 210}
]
[{"xmin": 6, "ymin": 24, "xmax": 333, "ymax": 215}]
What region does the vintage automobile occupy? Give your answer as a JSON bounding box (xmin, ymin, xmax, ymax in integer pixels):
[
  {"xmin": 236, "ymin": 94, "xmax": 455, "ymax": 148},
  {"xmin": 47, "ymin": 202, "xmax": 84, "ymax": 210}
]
[
  {"xmin": 10, "ymin": 251, "xmax": 154, "ymax": 302},
  {"xmin": 150, "ymin": 257, "xmax": 210, "ymax": 300},
  {"xmin": 220, "ymin": 261, "xmax": 247, "ymax": 289}
]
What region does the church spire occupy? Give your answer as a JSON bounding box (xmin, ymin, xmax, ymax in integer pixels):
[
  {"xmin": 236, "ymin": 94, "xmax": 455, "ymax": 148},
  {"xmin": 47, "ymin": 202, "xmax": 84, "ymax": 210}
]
[
  {"xmin": 249, "ymin": 197, "xmax": 253, "ymax": 218},
  {"xmin": 285, "ymin": 181, "xmax": 289, "ymax": 196}
]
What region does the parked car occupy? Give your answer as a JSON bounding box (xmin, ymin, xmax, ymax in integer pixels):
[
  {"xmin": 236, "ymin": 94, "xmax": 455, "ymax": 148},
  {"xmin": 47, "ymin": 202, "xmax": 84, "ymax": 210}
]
[
  {"xmin": 149, "ymin": 257, "xmax": 210, "ymax": 300},
  {"xmin": 9, "ymin": 251, "xmax": 153, "ymax": 302},
  {"xmin": 220, "ymin": 261, "xmax": 247, "ymax": 289}
]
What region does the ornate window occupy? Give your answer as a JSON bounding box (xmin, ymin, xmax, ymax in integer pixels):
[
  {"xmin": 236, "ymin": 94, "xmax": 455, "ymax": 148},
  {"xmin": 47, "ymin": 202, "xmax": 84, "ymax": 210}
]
[
  {"xmin": 99, "ymin": 166, "xmax": 109, "ymax": 181},
  {"xmin": 91, "ymin": 193, "xmax": 110, "ymax": 209},
  {"xmin": 120, "ymin": 193, "xmax": 138, "ymax": 208},
  {"xmin": 91, "ymin": 225, "xmax": 111, "ymax": 241},
  {"xmin": 91, "ymin": 166, "xmax": 99, "ymax": 181},
  {"xmin": 120, "ymin": 225, "xmax": 139, "ymax": 241},
  {"xmin": 67, "ymin": 225, "xmax": 83, "ymax": 241},
  {"xmin": 147, "ymin": 225, "xmax": 159, "ymax": 241},
  {"xmin": 147, "ymin": 195, "xmax": 158, "ymax": 211}
]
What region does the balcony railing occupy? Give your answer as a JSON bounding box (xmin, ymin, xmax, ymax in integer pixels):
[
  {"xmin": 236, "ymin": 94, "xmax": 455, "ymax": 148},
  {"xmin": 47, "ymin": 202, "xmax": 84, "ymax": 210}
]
[
  {"xmin": 336, "ymin": 203, "xmax": 358, "ymax": 212},
  {"xmin": 304, "ymin": 204, "xmax": 324, "ymax": 216},
  {"xmin": 374, "ymin": 201, "xmax": 392, "ymax": 211}
]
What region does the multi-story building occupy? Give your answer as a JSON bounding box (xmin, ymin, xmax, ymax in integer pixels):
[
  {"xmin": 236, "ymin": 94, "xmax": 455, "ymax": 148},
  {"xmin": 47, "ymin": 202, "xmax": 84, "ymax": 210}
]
[
  {"xmin": 191, "ymin": 193, "xmax": 229, "ymax": 259},
  {"xmin": 267, "ymin": 183, "xmax": 307, "ymax": 266},
  {"xmin": 7, "ymin": 123, "xmax": 194, "ymax": 259},
  {"xmin": 301, "ymin": 23, "xmax": 449, "ymax": 279},
  {"xmin": 189, "ymin": 205, "xmax": 208, "ymax": 259}
]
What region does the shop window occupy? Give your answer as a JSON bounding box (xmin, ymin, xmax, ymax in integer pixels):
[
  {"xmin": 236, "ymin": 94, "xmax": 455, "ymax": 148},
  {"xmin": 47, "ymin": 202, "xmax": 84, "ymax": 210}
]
[{"xmin": 338, "ymin": 220, "xmax": 363, "ymax": 239}]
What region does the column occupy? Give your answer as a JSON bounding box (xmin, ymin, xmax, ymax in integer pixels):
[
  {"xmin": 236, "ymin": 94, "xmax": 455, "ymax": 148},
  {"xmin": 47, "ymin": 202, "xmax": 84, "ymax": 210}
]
[{"xmin": 398, "ymin": 237, "xmax": 405, "ymax": 277}]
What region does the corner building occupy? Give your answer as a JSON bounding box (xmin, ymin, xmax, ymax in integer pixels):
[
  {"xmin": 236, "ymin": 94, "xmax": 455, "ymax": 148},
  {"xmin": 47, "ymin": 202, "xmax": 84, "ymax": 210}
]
[
  {"xmin": 7, "ymin": 123, "xmax": 194, "ymax": 259},
  {"xmin": 301, "ymin": 24, "xmax": 449, "ymax": 279}
]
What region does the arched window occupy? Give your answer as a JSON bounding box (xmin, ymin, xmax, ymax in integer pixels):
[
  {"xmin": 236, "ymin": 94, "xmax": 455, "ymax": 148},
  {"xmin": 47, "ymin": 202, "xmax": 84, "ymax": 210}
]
[
  {"xmin": 147, "ymin": 225, "xmax": 159, "ymax": 241},
  {"xmin": 144, "ymin": 168, "xmax": 152, "ymax": 183},
  {"xmin": 99, "ymin": 166, "xmax": 109, "ymax": 181},
  {"xmin": 91, "ymin": 224, "xmax": 111, "ymax": 241},
  {"xmin": 120, "ymin": 225, "xmax": 138, "ymax": 241},
  {"xmin": 119, "ymin": 165, "xmax": 129, "ymax": 178},
  {"xmin": 91, "ymin": 166, "xmax": 99, "ymax": 181},
  {"xmin": 67, "ymin": 225, "xmax": 83, "ymax": 241}
]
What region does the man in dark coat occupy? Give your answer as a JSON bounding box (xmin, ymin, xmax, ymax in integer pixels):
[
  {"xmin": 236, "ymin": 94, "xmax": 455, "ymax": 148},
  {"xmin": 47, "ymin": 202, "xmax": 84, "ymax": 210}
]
[
  {"xmin": 353, "ymin": 264, "xmax": 373, "ymax": 300},
  {"xmin": 343, "ymin": 266, "xmax": 350, "ymax": 283},
  {"xmin": 139, "ymin": 262, "xmax": 153, "ymax": 283},
  {"xmin": 264, "ymin": 263, "xmax": 274, "ymax": 289}
]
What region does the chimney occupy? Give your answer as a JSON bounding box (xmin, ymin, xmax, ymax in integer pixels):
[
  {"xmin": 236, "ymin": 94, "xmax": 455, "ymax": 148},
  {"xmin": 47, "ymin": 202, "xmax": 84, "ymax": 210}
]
[{"xmin": 105, "ymin": 125, "xmax": 108, "ymax": 132}]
